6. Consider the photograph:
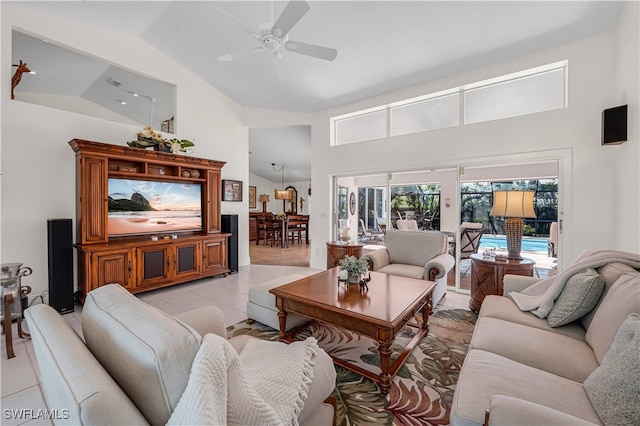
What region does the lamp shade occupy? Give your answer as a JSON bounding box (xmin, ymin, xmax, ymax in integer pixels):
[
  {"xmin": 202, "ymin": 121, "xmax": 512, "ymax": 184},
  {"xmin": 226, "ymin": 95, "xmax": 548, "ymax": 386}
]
[
  {"xmin": 259, "ymin": 194, "xmax": 270, "ymax": 202},
  {"xmin": 274, "ymin": 189, "xmax": 291, "ymax": 200},
  {"xmin": 489, "ymin": 191, "xmax": 536, "ymax": 218}
]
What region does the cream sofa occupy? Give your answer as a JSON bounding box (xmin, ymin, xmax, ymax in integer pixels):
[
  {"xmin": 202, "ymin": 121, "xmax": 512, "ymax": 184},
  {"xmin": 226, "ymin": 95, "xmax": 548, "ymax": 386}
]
[
  {"xmin": 363, "ymin": 229, "xmax": 455, "ymax": 307},
  {"xmin": 25, "ymin": 284, "xmax": 336, "ymax": 425},
  {"xmin": 451, "ymin": 260, "xmax": 640, "ymax": 425}
]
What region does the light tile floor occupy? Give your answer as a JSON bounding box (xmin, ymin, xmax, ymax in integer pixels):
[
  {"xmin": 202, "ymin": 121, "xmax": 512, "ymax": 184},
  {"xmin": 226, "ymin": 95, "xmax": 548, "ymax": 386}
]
[{"xmin": 0, "ymin": 264, "xmax": 470, "ymax": 425}]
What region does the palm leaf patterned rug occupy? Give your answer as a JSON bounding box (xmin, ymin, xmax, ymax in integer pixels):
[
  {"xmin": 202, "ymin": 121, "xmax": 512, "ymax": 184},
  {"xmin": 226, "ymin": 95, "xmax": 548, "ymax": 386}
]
[{"xmin": 227, "ymin": 308, "xmax": 477, "ymax": 425}]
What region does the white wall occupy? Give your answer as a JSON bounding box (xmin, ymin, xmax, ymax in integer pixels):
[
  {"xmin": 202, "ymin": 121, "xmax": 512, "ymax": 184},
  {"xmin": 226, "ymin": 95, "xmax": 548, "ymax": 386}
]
[
  {"xmin": 612, "ymin": 1, "xmax": 640, "ymax": 253},
  {"xmin": 1, "ymin": 6, "xmax": 249, "ymax": 301},
  {"xmin": 309, "ymin": 30, "xmax": 637, "ymax": 271},
  {"xmin": 248, "ymin": 172, "xmax": 277, "ymax": 213}
]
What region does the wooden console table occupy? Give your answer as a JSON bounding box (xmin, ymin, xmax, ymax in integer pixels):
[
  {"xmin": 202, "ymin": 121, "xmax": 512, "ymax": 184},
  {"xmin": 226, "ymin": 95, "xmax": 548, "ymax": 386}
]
[
  {"xmin": 469, "ymin": 253, "xmax": 535, "ymax": 312},
  {"xmin": 326, "ymin": 241, "xmax": 364, "ymax": 269}
]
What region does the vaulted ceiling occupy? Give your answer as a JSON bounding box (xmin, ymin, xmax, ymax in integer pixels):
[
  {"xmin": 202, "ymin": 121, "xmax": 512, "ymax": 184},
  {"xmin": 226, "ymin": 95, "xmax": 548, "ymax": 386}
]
[{"xmin": 9, "ymin": 1, "xmax": 624, "ymax": 182}]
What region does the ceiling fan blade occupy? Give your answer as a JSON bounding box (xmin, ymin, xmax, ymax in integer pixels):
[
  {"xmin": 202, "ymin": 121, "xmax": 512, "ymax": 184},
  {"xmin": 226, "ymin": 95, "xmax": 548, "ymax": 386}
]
[
  {"xmin": 273, "ymin": 52, "xmax": 290, "ymax": 81},
  {"xmin": 208, "ymin": 4, "xmax": 263, "ymax": 39},
  {"xmin": 285, "ymin": 41, "xmax": 337, "ymax": 61},
  {"xmin": 271, "ymin": 0, "xmax": 310, "ymax": 38},
  {"xmin": 217, "ymin": 47, "xmax": 264, "ymax": 62}
]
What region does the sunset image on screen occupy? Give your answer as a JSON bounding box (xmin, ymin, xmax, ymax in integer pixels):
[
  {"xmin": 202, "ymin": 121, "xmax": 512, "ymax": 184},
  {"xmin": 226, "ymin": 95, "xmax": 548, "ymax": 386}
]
[{"xmin": 107, "ymin": 178, "xmax": 202, "ymax": 236}]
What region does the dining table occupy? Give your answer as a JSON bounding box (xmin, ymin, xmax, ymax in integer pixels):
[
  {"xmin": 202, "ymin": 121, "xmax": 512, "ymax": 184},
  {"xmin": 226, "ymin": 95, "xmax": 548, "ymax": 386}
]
[{"xmin": 264, "ymin": 215, "xmax": 309, "ymax": 248}]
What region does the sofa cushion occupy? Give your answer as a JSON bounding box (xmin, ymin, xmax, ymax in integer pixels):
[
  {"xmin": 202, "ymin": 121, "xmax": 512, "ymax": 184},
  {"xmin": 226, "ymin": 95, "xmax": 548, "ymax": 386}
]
[
  {"xmin": 584, "ymin": 313, "xmax": 640, "ymax": 426},
  {"xmin": 451, "ymin": 349, "xmax": 602, "ymax": 426},
  {"xmin": 384, "ymin": 230, "xmax": 446, "ymax": 266},
  {"xmin": 487, "ymin": 395, "xmax": 599, "ymax": 426},
  {"xmin": 479, "ymin": 295, "xmax": 586, "ymax": 340},
  {"xmin": 82, "ymin": 284, "xmax": 201, "ymax": 425},
  {"xmin": 470, "ymin": 317, "xmax": 599, "ymax": 382},
  {"xmin": 585, "ymin": 271, "xmax": 640, "ymax": 363},
  {"xmin": 25, "ymin": 304, "xmax": 149, "ymax": 426},
  {"xmin": 547, "ymin": 268, "xmax": 604, "ymax": 327}
]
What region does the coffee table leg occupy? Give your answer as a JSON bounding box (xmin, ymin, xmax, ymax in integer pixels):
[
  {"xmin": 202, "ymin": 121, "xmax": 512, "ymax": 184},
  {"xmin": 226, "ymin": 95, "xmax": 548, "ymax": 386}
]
[
  {"xmin": 274, "ymin": 296, "xmax": 288, "ymax": 341},
  {"xmin": 420, "ymin": 294, "xmax": 432, "ymax": 331},
  {"xmin": 378, "ymin": 340, "xmax": 392, "ymax": 394}
]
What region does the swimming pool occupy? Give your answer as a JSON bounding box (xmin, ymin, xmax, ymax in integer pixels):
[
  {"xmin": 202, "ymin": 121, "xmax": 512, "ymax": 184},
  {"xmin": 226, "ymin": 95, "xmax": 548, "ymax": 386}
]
[{"xmin": 480, "ymin": 235, "xmax": 549, "ymax": 253}]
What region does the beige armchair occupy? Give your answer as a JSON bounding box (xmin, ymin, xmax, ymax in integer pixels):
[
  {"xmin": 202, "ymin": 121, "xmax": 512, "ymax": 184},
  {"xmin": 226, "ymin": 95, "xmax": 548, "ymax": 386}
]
[{"xmin": 362, "ymin": 230, "xmax": 455, "ymax": 307}]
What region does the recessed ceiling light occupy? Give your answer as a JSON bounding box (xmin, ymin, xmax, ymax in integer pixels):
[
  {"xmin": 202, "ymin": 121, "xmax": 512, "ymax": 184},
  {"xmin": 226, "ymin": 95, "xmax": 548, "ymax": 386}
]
[{"xmin": 119, "ymin": 101, "xmax": 127, "ymax": 105}]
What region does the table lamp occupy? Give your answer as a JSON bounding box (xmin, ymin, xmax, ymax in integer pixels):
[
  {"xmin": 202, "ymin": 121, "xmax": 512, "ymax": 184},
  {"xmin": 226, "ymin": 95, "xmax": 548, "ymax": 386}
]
[
  {"xmin": 259, "ymin": 194, "xmax": 270, "ymax": 212},
  {"xmin": 489, "ymin": 190, "xmax": 536, "ymax": 260}
]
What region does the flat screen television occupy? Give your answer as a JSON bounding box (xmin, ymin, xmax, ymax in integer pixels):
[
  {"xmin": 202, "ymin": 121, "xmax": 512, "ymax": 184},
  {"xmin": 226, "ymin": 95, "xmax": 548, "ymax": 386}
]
[
  {"xmin": 601, "ymin": 104, "xmax": 627, "ymax": 145},
  {"xmin": 108, "ymin": 178, "xmax": 203, "ymax": 236}
]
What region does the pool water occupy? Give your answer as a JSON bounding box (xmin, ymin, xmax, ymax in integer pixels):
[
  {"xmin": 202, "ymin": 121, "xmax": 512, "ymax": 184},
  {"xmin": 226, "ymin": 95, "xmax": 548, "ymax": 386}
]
[{"xmin": 480, "ymin": 235, "xmax": 549, "ymax": 253}]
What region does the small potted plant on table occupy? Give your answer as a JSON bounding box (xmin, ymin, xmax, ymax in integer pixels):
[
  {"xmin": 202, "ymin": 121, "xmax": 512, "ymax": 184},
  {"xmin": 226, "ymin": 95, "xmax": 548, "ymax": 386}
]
[{"xmin": 339, "ymin": 255, "xmax": 370, "ymax": 283}]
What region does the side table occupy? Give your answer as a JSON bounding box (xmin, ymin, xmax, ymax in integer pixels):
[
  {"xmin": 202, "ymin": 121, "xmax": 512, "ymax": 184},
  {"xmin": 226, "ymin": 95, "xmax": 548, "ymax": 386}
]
[
  {"xmin": 469, "ymin": 253, "xmax": 535, "ymax": 312},
  {"xmin": 326, "ymin": 241, "xmax": 365, "ymax": 269}
]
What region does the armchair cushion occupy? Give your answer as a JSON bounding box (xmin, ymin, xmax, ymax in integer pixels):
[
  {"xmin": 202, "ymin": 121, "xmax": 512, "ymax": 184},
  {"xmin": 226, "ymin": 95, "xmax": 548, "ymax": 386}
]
[
  {"xmin": 384, "ymin": 230, "xmax": 447, "ymax": 266},
  {"xmin": 376, "ymin": 263, "xmax": 424, "ymax": 280}
]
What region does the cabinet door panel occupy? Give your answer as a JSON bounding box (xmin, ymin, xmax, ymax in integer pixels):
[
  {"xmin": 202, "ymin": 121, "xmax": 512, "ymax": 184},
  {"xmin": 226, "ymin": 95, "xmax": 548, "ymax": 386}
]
[
  {"xmin": 93, "ymin": 249, "xmax": 133, "ymax": 290},
  {"xmin": 175, "ymin": 242, "xmax": 201, "ymax": 279},
  {"xmin": 206, "ymin": 170, "xmax": 221, "ymax": 233},
  {"xmin": 81, "ymin": 156, "xmax": 108, "ymax": 244},
  {"xmin": 203, "ymin": 237, "xmax": 227, "ymax": 274},
  {"xmin": 137, "ymin": 246, "xmax": 171, "ymax": 287}
]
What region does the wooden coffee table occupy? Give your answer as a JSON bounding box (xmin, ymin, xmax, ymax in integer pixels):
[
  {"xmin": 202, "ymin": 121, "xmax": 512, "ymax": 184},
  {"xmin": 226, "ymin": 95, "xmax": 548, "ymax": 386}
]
[{"xmin": 270, "ymin": 268, "xmax": 436, "ymax": 394}]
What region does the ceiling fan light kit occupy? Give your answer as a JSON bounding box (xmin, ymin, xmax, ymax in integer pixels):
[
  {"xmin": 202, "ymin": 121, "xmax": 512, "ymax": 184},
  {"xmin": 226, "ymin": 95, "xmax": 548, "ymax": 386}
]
[{"xmin": 213, "ymin": 0, "xmax": 337, "ymax": 81}]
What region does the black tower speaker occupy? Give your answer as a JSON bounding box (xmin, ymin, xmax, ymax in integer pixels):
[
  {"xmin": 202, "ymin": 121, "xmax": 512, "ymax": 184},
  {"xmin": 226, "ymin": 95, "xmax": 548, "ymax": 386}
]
[
  {"xmin": 47, "ymin": 219, "xmax": 74, "ymax": 314},
  {"xmin": 221, "ymin": 214, "xmax": 238, "ymax": 274}
]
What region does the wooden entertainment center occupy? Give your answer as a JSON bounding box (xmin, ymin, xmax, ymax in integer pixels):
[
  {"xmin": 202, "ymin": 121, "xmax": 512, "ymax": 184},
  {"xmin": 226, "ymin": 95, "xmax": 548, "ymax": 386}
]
[{"xmin": 69, "ymin": 139, "xmax": 230, "ymax": 301}]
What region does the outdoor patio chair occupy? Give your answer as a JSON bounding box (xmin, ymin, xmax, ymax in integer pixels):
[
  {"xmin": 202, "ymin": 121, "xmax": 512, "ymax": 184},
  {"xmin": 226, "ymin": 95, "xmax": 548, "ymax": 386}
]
[
  {"xmin": 358, "ymin": 219, "xmax": 383, "ymax": 244},
  {"xmin": 450, "ymin": 222, "xmax": 483, "ymax": 275}
]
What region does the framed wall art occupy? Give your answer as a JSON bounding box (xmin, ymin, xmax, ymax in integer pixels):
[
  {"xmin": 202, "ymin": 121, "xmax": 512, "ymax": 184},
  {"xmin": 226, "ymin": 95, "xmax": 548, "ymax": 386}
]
[
  {"xmin": 248, "ymin": 186, "xmax": 256, "ymax": 208},
  {"xmin": 222, "ymin": 180, "xmax": 243, "ymax": 202}
]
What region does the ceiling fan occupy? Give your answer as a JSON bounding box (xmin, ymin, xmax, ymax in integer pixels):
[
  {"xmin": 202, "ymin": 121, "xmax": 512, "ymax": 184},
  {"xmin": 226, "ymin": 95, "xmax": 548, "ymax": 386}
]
[{"xmin": 211, "ymin": 0, "xmax": 337, "ymax": 81}]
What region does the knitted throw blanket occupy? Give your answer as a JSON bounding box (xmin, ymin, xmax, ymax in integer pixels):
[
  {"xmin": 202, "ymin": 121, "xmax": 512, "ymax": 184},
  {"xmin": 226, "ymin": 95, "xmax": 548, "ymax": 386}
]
[
  {"xmin": 508, "ymin": 249, "xmax": 640, "ymax": 318},
  {"xmin": 167, "ymin": 334, "xmax": 318, "ymax": 426}
]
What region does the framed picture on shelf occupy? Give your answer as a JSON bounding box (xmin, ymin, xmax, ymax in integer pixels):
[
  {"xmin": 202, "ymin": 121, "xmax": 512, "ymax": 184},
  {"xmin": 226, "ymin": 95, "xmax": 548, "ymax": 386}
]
[
  {"xmin": 222, "ymin": 180, "xmax": 243, "ymax": 202},
  {"xmin": 248, "ymin": 186, "xmax": 256, "ymax": 208}
]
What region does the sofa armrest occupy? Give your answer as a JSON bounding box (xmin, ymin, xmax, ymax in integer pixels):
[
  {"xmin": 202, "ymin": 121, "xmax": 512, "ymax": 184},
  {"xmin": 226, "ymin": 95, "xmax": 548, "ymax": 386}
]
[
  {"xmin": 174, "ymin": 306, "xmax": 227, "ymax": 339},
  {"xmin": 486, "ymin": 395, "xmax": 598, "ymax": 426},
  {"xmin": 503, "ymin": 274, "xmax": 543, "ymax": 294},
  {"xmin": 362, "ymin": 249, "xmax": 390, "ymax": 271},
  {"xmin": 424, "ymin": 253, "xmax": 455, "ymax": 280}
]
